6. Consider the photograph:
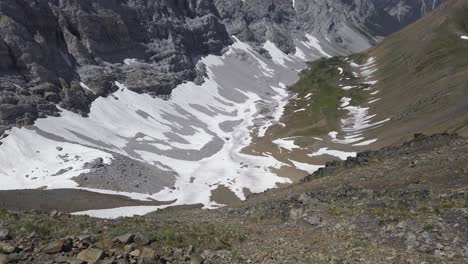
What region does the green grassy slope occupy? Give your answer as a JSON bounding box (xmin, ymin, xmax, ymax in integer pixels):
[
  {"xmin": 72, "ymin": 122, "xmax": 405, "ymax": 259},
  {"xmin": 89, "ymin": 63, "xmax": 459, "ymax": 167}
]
[
  {"xmin": 273, "ymin": 0, "xmax": 468, "ymax": 146},
  {"xmin": 366, "ymin": 0, "xmax": 468, "ymax": 143}
]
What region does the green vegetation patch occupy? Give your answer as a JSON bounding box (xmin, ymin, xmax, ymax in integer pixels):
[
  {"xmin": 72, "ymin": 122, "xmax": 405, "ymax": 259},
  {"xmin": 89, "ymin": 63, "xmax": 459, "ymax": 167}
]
[{"xmin": 278, "ymin": 56, "xmax": 368, "ymax": 137}]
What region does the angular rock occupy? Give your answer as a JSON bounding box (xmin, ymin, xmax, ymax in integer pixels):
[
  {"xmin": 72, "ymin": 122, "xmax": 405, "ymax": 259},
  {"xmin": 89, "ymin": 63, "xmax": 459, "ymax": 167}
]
[
  {"xmin": 139, "ymin": 247, "xmax": 156, "ymax": 260},
  {"xmin": 76, "ymin": 248, "xmax": 105, "ymax": 264},
  {"xmin": 303, "ymin": 215, "xmax": 322, "ymax": 226},
  {"xmin": 42, "ymin": 240, "xmax": 64, "ymax": 254},
  {"xmin": 0, "ymin": 229, "xmax": 10, "ymax": 241},
  {"xmin": 0, "ymin": 254, "xmax": 8, "ymax": 264},
  {"xmin": 129, "ymin": 249, "xmax": 140, "ymax": 257},
  {"xmin": 133, "ymin": 234, "xmax": 150, "ymax": 246},
  {"xmin": 113, "ymin": 233, "xmax": 135, "ymax": 244},
  {"xmin": 0, "ymin": 241, "xmax": 16, "ymax": 254},
  {"xmin": 190, "ymin": 255, "xmax": 205, "ymax": 264},
  {"xmin": 85, "ymin": 158, "xmax": 105, "ymax": 170},
  {"xmin": 56, "ymin": 256, "xmax": 85, "ymax": 264},
  {"xmin": 289, "ymin": 208, "xmax": 303, "ymax": 223}
]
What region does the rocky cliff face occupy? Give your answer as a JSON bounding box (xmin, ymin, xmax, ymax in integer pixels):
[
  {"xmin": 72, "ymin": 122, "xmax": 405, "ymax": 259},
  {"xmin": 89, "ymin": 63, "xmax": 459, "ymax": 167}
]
[
  {"xmin": 0, "ymin": 0, "xmax": 445, "ymax": 135},
  {"xmin": 0, "ymin": 0, "xmax": 231, "ymax": 135},
  {"xmin": 214, "ymin": 0, "xmax": 446, "ymax": 54}
]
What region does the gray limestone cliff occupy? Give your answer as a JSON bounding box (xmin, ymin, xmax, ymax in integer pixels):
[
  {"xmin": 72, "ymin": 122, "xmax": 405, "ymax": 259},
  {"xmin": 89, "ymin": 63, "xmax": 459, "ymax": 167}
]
[{"xmin": 0, "ymin": 0, "xmax": 445, "ymax": 135}]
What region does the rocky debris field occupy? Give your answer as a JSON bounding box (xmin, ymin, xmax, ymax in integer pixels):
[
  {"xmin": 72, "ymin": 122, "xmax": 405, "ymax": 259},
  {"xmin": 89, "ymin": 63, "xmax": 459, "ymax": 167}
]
[{"xmin": 0, "ymin": 133, "xmax": 466, "ymax": 263}]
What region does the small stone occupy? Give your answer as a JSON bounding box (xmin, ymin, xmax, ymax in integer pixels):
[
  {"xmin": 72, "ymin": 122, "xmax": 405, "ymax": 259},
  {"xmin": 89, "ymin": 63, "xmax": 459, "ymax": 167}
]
[
  {"xmin": 133, "ymin": 233, "xmax": 150, "ymax": 245},
  {"xmin": 124, "ymin": 244, "xmax": 135, "ymax": 253},
  {"xmin": 289, "ymin": 208, "xmax": 303, "ymax": 223},
  {"xmin": 303, "ymin": 215, "xmax": 321, "ymax": 226},
  {"xmin": 97, "ymin": 260, "xmax": 114, "ymax": 264},
  {"xmin": 49, "ymin": 210, "xmax": 59, "ymax": 218},
  {"xmin": 0, "ymin": 229, "xmax": 10, "ymax": 241},
  {"xmin": 185, "ymin": 245, "xmax": 194, "ymax": 258},
  {"xmin": 190, "ymin": 255, "xmax": 205, "ymax": 264},
  {"xmin": 129, "ymin": 249, "xmax": 140, "ymax": 257},
  {"xmin": 8, "ymin": 252, "xmax": 26, "ymax": 262},
  {"xmin": 77, "ymin": 234, "xmax": 96, "ymax": 243},
  {"xmin": 56, "ymin": 146, "xmax": 63, "ymax": 151},
  {"xmin": 0, "ymin": 254, "xmax": 8, "ymax": 264},
  {"xmin": 56, "ymin": 256, "xmax": 84, "ymax": 264},
  {"xmin": 139, "ymin": 247, "xmax": 156, "ymax": 260},
  {"xmin": 28, "ymin": 232, "xmax": 37, "ymax": 239},
  {"xmin": 446, "ymin": 251, "xmax": 456, "ymax": 259},
  {"xmin": 397, "ymin": 221, "xmax": 406, "ymax": 229},
  {"xmin": 406, "ymin": 233, "xmax": 417, "ymax": 248},
  {"xmin": 113, "ymin": 233, "xmax": 135, "ymax": 244},
  {"xmin": 77, "ymin": 248, "xmax": 105, "ymax": 264},
  {"xmin": 434, "ymin": 249, "xmax": 445, "ymax": 258},
  {"xmin": 42, "ymin": 240, "xmax": 64, "ymax": 254},
  {"xmin": 0, "ymin": 241, "xmax": 16, "ymax": 254}
]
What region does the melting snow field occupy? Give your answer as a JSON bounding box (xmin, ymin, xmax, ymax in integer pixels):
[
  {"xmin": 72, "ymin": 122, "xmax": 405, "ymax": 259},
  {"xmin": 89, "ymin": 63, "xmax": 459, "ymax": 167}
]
[
  {"xmin": 0, "ymin": 30, "xmax": 389, "ymax": 218},
  {"xmin": 328, "ymin": 57, "xmax": 390, "ymax": 146},
  {"xmin": 0, "ymin": 34, "xmax": 344, "ymax": 218},
  {"xmin": 461, "ymin": 35, "xmax": 468, "ymax": 40}
]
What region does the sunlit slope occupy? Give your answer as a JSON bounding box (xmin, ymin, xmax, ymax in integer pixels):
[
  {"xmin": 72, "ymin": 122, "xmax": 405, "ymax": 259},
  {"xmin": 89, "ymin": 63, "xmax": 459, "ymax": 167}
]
[{"xmin": 367, "ymin": 0, "xmax": 468, "ymax": 144}]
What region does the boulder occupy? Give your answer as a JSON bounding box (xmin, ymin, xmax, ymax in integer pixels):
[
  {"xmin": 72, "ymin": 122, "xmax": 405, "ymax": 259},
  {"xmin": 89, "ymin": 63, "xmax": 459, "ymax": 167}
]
[{"xmin": 85, "ymin": 158, "xmax": 105, "ymax": 170}]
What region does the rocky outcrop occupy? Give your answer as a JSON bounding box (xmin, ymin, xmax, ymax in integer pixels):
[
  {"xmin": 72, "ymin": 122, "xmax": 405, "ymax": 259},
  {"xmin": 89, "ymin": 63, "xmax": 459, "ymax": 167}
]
[
  {"xmin": 0, "ymin": 0, "xmax": 446, "ymax": 135},
  {"xmin": 303, "ymin": 132, "xmax": 462, "ymax": 182},
  {"xmin": 0, "ymin": 0, "xmax": 231, "ymax": 135},
  {"xmin": 214, "ymin": 0, "xmax": 447, "ymax": 54}
]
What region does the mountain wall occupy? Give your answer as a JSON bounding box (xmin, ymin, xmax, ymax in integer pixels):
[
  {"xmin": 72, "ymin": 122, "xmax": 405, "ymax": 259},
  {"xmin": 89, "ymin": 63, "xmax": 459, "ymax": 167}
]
[{"xmin": 0, "ymin": 0, "xmax": 445, "ymax": 135}]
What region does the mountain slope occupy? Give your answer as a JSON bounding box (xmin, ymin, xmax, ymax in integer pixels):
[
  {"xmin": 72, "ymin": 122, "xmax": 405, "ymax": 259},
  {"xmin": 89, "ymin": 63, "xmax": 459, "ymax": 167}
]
[
  {"xmin": 365, "ymin": 0, "xmax": 468, "ymax": 144},
  {"xmin": 0, "ymin": 0, "xmax": 445, "ymax": 135},
  {"xmin": 0, "ymin": 133, "xmax": 466, "ymax": 263},
  {"xmin": 0, "ymin": 0, "xmax": 454, "ymax": 218},
  {"xmin": 262, "ymin": 0, "xmax": 468, "ymax": 154}
]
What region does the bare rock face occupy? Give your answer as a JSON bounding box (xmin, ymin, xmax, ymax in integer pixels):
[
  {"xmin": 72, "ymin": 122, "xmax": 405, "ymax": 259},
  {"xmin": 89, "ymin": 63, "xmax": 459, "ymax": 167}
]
[
  {"xmin": 0, "ymin": 0, "xmax": 231, "ymax": 134},
  {"xmin": 0, "ymin": 0, "xmax": 445, "ymax": 135},
  {"xmin": 214, "ymin": 0, "xmax": 447, "ymax": 54}
]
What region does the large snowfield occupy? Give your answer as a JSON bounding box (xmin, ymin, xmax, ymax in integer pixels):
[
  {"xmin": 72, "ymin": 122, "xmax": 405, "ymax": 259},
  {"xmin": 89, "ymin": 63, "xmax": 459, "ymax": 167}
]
[{"xmin": 0, "ymin": 34, "xmax": 389, "ymax": 218}]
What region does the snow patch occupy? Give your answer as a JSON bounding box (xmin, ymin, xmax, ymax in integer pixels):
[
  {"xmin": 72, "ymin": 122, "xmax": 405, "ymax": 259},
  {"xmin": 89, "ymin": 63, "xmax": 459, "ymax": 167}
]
[
  {"xmin": 290, "ymin": 160, "xmax": 322, "ymax": 174},
  {"xmin": 263, "ymin": 41, "xmax": 293, "ymax": 67},
  {"xmin": 273, "ymin": 138, "xmax": 301, "ymax": 152},
  {"xmin": 308, "ymin": 148, "xmax": 356, "ymax": 160},
  {"xmin": 303, "ymin": 34, "xmax": 332, "ymax": 58}
]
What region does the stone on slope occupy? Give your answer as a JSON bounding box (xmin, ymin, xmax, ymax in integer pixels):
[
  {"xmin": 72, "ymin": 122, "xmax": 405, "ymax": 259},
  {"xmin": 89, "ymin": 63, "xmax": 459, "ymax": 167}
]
[
  {"xmin": 42, "ymin": 240, "xmax": 64, "ymax": 254},
  {"xmin": 0, "ymin": 229, "xmax": 9, "ymax": 241},
  {"xmin": 0, "ymin": 254, "xmax": 8, "ymax": 264},
  {"xmin": 76, "ymin": 248, "xmax": 105, "ymax": 264},
  {"xmin": 0, "ymin": 241, "xmax": 16, "ymax": 254},
  {"xmin": 113, "ymin": 233, "xmax": 135, "ymax": 244}
]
